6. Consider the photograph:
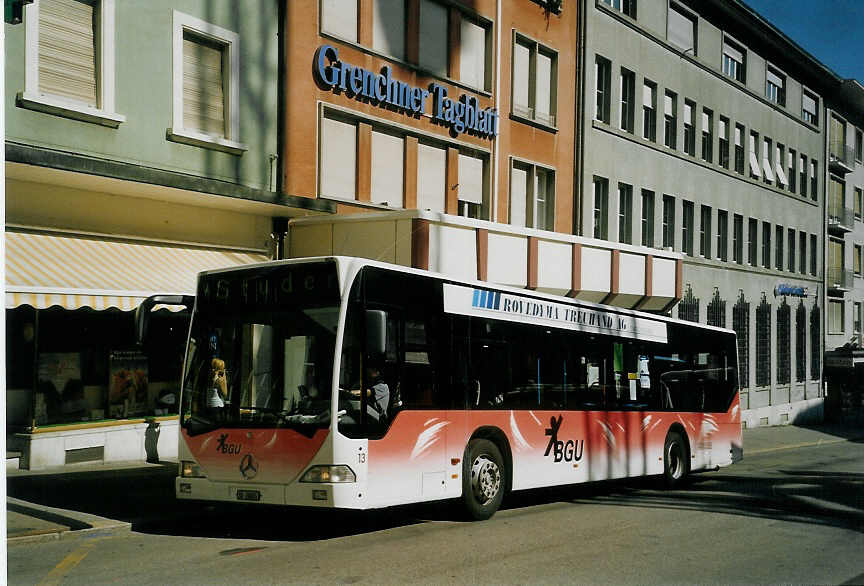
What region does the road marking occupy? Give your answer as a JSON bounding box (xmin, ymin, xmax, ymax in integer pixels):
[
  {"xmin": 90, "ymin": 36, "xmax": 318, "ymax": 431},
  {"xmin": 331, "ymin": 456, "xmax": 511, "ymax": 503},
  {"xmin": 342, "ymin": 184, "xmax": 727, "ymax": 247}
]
[
  {"xmin": 38, "ymin": 538, "xmax": 104, "ymax": 586},
  {"xmin": 746, "ymin": 437, "xmax": 858, "ymax": 455}
]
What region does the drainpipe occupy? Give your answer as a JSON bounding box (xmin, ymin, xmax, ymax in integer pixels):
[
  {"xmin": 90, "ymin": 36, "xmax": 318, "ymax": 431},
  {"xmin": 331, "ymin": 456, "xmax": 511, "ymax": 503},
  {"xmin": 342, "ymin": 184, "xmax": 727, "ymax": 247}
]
[
  {"xmin": 574, "ymin": 0, "xmax": 587, "ymax": 236},
  {"xmin": 491, "ymin": 0, "xmax": 501, "ymax": 223},
  {"xmin": 276, "ymin": 0, "xmax": 286, "ymax": 196}
]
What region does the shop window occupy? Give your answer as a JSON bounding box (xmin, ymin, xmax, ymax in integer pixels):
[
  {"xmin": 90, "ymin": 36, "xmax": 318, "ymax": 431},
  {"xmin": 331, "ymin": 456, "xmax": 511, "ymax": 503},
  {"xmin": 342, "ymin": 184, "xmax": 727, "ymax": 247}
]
[
  {"xmin": 776, "ymin": 300, "xmax": 790, "ymax": 385},
  {"xmin": 755, "ymin": 294, "xmax": 771, "ymax": 387},
  {"xmin": 677, "ymin": 284, "xmax": 699, "ymax": 323},
  {"xmin": 810, "ymin": 306, "xmax": 821, "ymax": 380},
  {"xmin": 796, "ymin": 302, "xmax": 806, "ymax": 383},
  {"xmin": 732, "ymin": 292, "xmax": 750, "ymax": 389},
  {"xmin": 706, "ymin": 288, "xmax": 726, "ymax": 328}
]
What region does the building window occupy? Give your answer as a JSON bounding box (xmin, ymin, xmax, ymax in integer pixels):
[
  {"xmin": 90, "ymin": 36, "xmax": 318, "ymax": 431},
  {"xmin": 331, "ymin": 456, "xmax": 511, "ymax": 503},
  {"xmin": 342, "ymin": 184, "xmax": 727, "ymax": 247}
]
[
  {"xmin": 787, "ymin": 228, "xmax": 796, "ymax": 272},
  {"xmin": 748, "ymin": 131, "xmax": 761, "ymax": 180},
  {"xmin": 755, "ymin": 294, "xmax": 771, "ymax": 387},
  {"xmin": 802, "ymin": 90, "xmax": 819, "ymax": 126},
  {"xmin": 372, "ymin": 0, "xmax": 404, "ymax": 58},
  {"xmin": 775, "ymin": 144, "xmax": 787, "ymax": 188},
  {"xmin": 733, "ymin": 292, "xmax": 750, "ymax": 389},
  {"xmin": 796, "ymin": 302, "xmax": 806, "ymax": 383},
  {"xmin": 717, "ymin": 210, "xmax": 728, "ymax": 262},
  {"xmin": 593, "ymin": 55, "xmax": 611, "ymax": 124},
  {"xmin": 667, "ymin": 3, "xmax": 696, "ymax": 54},
  {"xmin": 776, "ymin": 300, "xmax": 791, "ymax": 385},
  {"xmin": 765, "ymin": 66, "xmax": 786, "ymax": 106},
  {"xmin": 761, "ymin": 137, "xmax": 775, "ymax": 185},
  {"xmin": 699, "ymin": 205, "xmax": 711, "ymax": 259},
  {"xmin": 856, "ymin": 128, "xmax": 863, "ymax": 163},
  {"xmin": 320, "ymin": 115, "xmax": 357, "ymax": 200},
  {"xmin": 417, "ymin": 142, "xmax": 447, "ymax": 212},
  {"xmin": 601, "ymin": 0, "xmax": 637, "ymax": 18},
  {"xmin": 459, "ymin": 16, "xmax": 490, "ymax": 91},
  {"xmin": 662, "ymin": 194, "xmax": 675, "ymax": 249},
  {"xmin": 855, "ymin": 243, "xmax": 863, "ymax": 277},
  {"xmin": 592, "ymin": 176, "xmax": 609, "ymax": 240},
  {"xmin": 642, "ymin": 80, "xmax": 657, "ymax": 141},
  {"xmin": 855, "ymin": 186, "xmax": 863, "ymax": 220},
  {"xmin": 20, "ymin": 0, "xmax": 124, "ymax": 126},
  {"xmin": 701, "ymin": 108, "xmax": 713, "ymax": 163},
  {"xmin": 830, "ymin": 116, "xmax": 847, "ymax": 164},
  {"xmin": 762, "ymin": 221, "xmax": 771, "ymax": 269},
  {"xmin": 829, "ymin": 177, "xmax": 846, "ymax": 228},
  {"xmin": 788, "ymin": 148, "xmax": 797, "ymax": 193},
  {"xmin": 810, "ymin": 306, "xmax": 820, "ymax": 379},
  {"xmin": 829, "ymin": 238, "xmax": 845, "ymax": 287},
  {"xmin": 620, "ymin": 68, "xmax": 635, "ymax": 133},
  {"xmin": 371, "ymin": 129, "xmax": 405, "ymax": 207},
  {"xmin": 748, "ymin": 218, "xmax": 757, "ymax": 267},
  {"xmin": 513, "ymin": 34, "xmax": 557, "ymax": 126},
  {"xmin": 677, "ymin": 285, "xmax": 699, "ymax": 323},
  {"xmin": 722, "ymin": 37, "xmax": 746, "ymax": 83},
  {"xmin": 799, "ymin": 232, "xmax": 807, "ymax": 275},
  {"xmin": 810, "ymin": 160, "xmax": 818, "ymax": 202},
  {"xmin": 734, "ymin": 123, "xmax": 745, "ymax": 174},
  {"xmin": 457, "ymin": 151, "xmax": 488, "ymax": 219},
  {"xmin": 733, "ymin": 214, "xmax": 743, "ymax": 264},
  {"xmin": 323, "ymin": 0, "xmax": 358, "ymax": 42},
  {"xmin": 664, "ymin": 90, "xmax": 677, "ymax": 149},
  {"xmin": 683, "ymin": 100, "xmax": 696, "ymax": 156},
  {"xmin": 828, "ymin": 300, "xmax": 844, "ymax": 335},
  {"xmin": 707, "ymin": 288, "xmax": 726, "ymax": 328},
  {"xmin": 419, "ymin": 0, "xmax": 448, "ymax": 76},
  {"xmin": 170, "ymin": 11, "xmax": 244, "ymax": 153},
  {"xmin": 775, "ymin": 224, "xmax": 783, "ymax": 271},
  {"xmin": 511, "ymin": 160, "xmax": 555, "ymax": 231},
  {"xmin": 855, "ymin": 302, "xmax": 862, "ymax": 338},
  {"xmin": 641, "ymin": 189, "xmax": 654, "ymax": 247},
  {"xmin": 810, "ymin": 233, "xmax": 817, "ymax": 276},
  {"xmin": 718, "ymin": 116, "xmax": 729, "ymax": 168},
  {"xmin": 618, "ymin": 183, "xmax": 633, "ymax": 244},
  {"xmin": 682, "ymin": 200, "xmax": 694, "ymax": 256},
  {"xmin": 799, "ymin": 154, "xmax": 808, "ymax": 198}
]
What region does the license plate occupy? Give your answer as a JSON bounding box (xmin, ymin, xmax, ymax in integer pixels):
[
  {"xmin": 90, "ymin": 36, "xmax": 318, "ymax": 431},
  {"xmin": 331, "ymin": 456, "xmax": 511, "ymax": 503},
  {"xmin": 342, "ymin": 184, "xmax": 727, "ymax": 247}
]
[{"xmin": 236, "ymin": 489, "xmax": 261, "ymax": 502}]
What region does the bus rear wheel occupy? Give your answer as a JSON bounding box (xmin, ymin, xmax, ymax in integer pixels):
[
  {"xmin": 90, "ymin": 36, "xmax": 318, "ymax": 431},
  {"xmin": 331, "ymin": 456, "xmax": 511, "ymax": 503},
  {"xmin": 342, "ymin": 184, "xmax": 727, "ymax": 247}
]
[
  {"xmin": 663, "ymin": 430, "xmax": 689, "ymax": 488},
  {"xmin": 462, "ymin": 439, "xmax": 505, "ymax": 520}
]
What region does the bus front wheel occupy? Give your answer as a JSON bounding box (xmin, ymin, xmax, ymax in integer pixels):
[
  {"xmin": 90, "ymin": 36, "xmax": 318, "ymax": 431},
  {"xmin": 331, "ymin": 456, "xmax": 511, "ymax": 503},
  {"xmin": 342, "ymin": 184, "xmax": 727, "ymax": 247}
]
[
  {"xmin": 663, "ymin": 430, "xmax": 689, "ymax": 488},
  {"xmin": 462, "ymin": 439, "xmax": 505, "ymax": 520}
]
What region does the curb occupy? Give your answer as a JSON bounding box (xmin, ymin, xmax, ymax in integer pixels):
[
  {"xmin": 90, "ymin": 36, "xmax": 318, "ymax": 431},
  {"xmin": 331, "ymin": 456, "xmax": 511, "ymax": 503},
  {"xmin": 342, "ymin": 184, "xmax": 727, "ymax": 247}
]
[
  {"xmin": 7, "ymin": 497, "xmax": 132, "ymax": 545},
  {"xmin": 744, "ymin": 435, "xmax": 864, "ymax": 456}
]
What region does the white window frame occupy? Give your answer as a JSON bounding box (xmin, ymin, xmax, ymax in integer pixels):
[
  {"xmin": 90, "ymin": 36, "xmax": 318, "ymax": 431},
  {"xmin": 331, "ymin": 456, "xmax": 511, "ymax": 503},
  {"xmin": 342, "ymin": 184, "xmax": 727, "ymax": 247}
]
[
  {"xmin": 167, "ymin": 10, "xmax": 247, "ymax": 155},
  {"xmin": 19, "ymin": 0, "xmax": 125, "ymax": 127}
]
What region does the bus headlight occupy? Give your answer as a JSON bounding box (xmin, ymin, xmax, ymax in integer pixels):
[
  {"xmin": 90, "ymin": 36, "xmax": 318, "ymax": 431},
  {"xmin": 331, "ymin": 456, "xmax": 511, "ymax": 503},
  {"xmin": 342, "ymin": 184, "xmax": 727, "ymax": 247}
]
[
  {"xmin": 180, "ymin": 460, "xmax": 206, "ymax": 478},
  {"xmin": 300, "ymin": 465, "xmax": 356, "ymax": 483}
]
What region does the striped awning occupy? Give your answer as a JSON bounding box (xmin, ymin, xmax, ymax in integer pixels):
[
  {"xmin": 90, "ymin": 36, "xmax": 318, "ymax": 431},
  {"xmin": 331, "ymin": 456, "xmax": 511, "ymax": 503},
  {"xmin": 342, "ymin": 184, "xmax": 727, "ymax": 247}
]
[{"xmin": 6, "ymin": 231, "xmax": 269, "ymax": 310}]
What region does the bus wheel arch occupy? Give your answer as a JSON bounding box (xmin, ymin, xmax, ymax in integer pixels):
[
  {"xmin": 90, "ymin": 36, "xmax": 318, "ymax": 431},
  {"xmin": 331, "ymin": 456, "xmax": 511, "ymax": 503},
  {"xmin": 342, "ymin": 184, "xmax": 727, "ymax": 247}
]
[
  {"xmin": 461, "ymin": 427, "xmax": 511, "ymax": 520},
  {"xmin": 662, "ymin": 424, "xmax": 690, "ymax": 488}
]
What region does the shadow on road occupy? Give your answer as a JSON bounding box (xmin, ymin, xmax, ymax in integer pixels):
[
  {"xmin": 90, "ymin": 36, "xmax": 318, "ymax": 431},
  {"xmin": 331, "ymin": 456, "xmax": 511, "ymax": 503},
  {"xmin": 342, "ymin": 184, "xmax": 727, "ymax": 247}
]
[{"xmin": 8, "ymin": 457, "xmax": 864, "ymax": 541}]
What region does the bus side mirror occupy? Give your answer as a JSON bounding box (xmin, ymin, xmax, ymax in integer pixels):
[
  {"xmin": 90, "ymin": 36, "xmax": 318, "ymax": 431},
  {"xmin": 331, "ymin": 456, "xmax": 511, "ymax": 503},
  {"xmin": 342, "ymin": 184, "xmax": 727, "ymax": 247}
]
[
  {"xmin": 365, "ymin": 309, "xmax": 387, "ymax": 358},
  {"xmin": 136, "ymin": 295, "xmax": 195, "ymax": 345}
]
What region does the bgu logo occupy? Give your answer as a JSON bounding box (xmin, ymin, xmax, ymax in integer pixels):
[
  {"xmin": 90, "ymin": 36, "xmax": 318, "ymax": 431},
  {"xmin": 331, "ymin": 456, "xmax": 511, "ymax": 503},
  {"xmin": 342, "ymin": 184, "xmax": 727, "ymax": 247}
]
[
  {"xmin": 544, "ymin": 415, "xmax": 584, "ymax": 463},
  {"xmin": 216, "ymin": 433, "xmax": 242, "ymax": 455}
]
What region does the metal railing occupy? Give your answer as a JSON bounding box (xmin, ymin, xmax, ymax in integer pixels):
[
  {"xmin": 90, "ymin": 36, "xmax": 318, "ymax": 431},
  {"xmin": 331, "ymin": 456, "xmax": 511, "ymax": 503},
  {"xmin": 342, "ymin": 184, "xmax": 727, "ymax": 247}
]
[
  {"xmin": 828, "ymin": 203, "xmax": 854, "ymax": 233},
  {"xmin": 829, "ymin": 142, "xmax": 854, "ymax": 172},
  {"xmin": 827, "ymin": 267, "xmax": 854, "ymax": 291}
]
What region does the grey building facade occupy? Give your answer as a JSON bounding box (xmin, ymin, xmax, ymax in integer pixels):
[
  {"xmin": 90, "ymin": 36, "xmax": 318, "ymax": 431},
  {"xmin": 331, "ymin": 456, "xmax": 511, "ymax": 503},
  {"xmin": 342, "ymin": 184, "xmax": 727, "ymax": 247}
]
[{"xmin": 579, "ymin": 0, "xmax": 836, "ymax": 427}]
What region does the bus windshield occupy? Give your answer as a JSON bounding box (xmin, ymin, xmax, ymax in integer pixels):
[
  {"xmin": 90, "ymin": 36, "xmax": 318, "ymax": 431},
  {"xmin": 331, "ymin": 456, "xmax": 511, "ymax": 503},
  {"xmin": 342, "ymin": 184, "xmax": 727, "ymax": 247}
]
[{"xmin": 181, "ymin": 306, "xmax": 339, "ymax": 434}]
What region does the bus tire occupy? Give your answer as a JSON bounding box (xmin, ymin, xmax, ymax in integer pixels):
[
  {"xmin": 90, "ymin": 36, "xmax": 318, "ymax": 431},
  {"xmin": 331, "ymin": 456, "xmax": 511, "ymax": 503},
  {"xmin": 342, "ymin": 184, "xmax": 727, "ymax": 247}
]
[
  {"xmin": 663, "ymin": 430, "xmax": 689, "ymax": 488},
  {"xmin": 462, "ymin": 439, "xmax": 505, "ymax": 521}
]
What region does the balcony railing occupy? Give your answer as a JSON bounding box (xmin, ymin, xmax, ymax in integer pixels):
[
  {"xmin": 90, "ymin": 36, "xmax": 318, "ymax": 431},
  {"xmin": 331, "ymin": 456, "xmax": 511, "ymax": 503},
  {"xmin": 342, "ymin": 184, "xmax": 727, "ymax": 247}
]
[
  {"xmin": 829, "ymin": 142, "xmax": 855, "ymax": 173},
  {"xmin": 828, "ymin": 204, "xmax": 854, "ymax": 233},
  {"xmin": 828, "ymin": 267, "xmax": 854, "ymax": 292}
]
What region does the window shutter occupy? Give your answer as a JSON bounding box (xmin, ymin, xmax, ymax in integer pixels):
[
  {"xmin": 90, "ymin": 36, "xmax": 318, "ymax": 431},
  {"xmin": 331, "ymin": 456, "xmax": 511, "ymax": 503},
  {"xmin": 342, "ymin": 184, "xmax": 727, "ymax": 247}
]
[
  {"xmin": 373, "ymin": 0, "xmax": 404, "ymax": 59},
  {"xmin": 664, "ymin": 93, "xmax": 673, "ymax": 116},
  {"xmin": 183, "ymin": 34, "xmax": 226, "ymax": 137},
  {"xmin": 457, "ymin": 153, "xmax": 484, "ymax": 204},
  {"xmin": 417, "ymin": 143, "xmax": 446, "ymax": 212},
  {"xmin": 683, "ymin": 102, "xmax": 692, "ymax": 122},
  {"xmin": 766, "ymin": 68, "xmax": 783, "ymax": 88},
  {"xmin": 510, "ymin": 164, "xmax": 528, "ymax": 227},
  {"xmin": 642, "ymin": 84, "xmax": 653, "ymax": 108},
  {"xmin": 735, "ymin": 126, "xmax": 742, "ymax": 147},
  {"xmin": 322, "ymin": 0, "xmax": 358, "ymax": 42},
  {"xmin": 803, "ymin": 93, "xmax": 816, "ymax": 115},
  {"xmin": 535, "ymin": 51, "xmax": 552, "ymax": 123},
  {"xmin": 371, "ymin": 131, "xmax": 404, "ymax": 206},
  {"xmin": 321, "ymin": 117, "xmax": 357, "ymax": 200},
  {"xmin": 513, "ymin": 41, "xmax": 531, "ymax": 114},
  {"xmin": 702, "ymin": 111, "xmax": 709, "ymax": 131},
  {"xmin": 775, "ymin": 146, "xmax": 787, "ymax": 186},
  {"xmin": 667, "ymin": 6, "xmax": 694, "ymax": 51},
  {"xmin": 723, "ymin": 42, "xmax": 743, "ymax": 63},
  {"xmin": 38, "ymin": 0, "xmax": 98, "ymax": 106},
  {"xmin": 718, "ymin": 118, "xmax": 727, "ymax": 137},
  {"xmin": 459, "ymin": 18, "xmax": 485, "ymax": 89}
]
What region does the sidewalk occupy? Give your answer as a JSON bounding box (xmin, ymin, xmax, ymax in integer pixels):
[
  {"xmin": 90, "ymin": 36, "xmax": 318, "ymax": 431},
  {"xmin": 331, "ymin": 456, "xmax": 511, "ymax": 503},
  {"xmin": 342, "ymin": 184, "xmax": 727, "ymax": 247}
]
[{"xmin": 6, "ymin": 422, "xmax": 864, "ymax": 544}]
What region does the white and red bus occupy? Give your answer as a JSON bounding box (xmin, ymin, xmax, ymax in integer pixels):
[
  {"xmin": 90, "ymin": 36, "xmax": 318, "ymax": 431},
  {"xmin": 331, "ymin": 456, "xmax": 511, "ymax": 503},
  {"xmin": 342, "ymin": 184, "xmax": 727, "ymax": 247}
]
[{"xmin": 146, "ymin": 256, "xmax": 742, "ymax": 520}]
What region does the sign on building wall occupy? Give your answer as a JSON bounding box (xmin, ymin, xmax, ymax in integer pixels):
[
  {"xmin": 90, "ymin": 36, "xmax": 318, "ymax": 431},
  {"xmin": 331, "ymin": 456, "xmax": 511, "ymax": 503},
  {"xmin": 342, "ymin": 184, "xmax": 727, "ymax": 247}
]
[{"xmin": 314, "ymin": 45, "xmax": 499, "ymax": 140}]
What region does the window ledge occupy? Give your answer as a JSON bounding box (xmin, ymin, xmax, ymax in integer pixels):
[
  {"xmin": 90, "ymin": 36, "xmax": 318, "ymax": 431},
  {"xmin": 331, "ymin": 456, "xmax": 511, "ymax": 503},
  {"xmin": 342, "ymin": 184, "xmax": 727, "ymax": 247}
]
[
  {"xmin": 510, "ymin": 111, "xmax": 558, "ymax": 133},
  {"xmin": 17, "ymin": 92, "xmax": 126, "ymax": 128},
  {"xmin": 166, "ymin": 128, "xmax": 248, "ymax": 155}
]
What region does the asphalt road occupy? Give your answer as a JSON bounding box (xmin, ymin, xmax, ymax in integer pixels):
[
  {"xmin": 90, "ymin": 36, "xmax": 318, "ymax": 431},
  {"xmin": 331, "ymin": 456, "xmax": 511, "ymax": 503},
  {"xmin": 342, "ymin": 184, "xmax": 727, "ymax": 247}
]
[{"xmin": 8, "ymin": 437, "xmax": 864, "ymax": 585}]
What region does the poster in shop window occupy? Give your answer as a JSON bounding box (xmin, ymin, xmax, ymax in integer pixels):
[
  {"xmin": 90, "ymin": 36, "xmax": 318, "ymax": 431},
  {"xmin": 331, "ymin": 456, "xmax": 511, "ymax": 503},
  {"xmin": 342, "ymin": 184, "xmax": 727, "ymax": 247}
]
[
  {"xmin": 36, "ymin": 353, "xmax": 82, "ymax": 423},
  {"xmin": 109, "ymin": 350, "xmax": 149, "ymax": 417}
]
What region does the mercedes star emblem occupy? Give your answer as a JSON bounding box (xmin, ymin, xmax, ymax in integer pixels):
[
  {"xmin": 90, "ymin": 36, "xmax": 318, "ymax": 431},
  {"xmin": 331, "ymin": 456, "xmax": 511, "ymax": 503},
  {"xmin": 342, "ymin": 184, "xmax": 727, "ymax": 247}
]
[{"xmin": 239, "ymin": 453, "xmax": 258, "ymax": 480}]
